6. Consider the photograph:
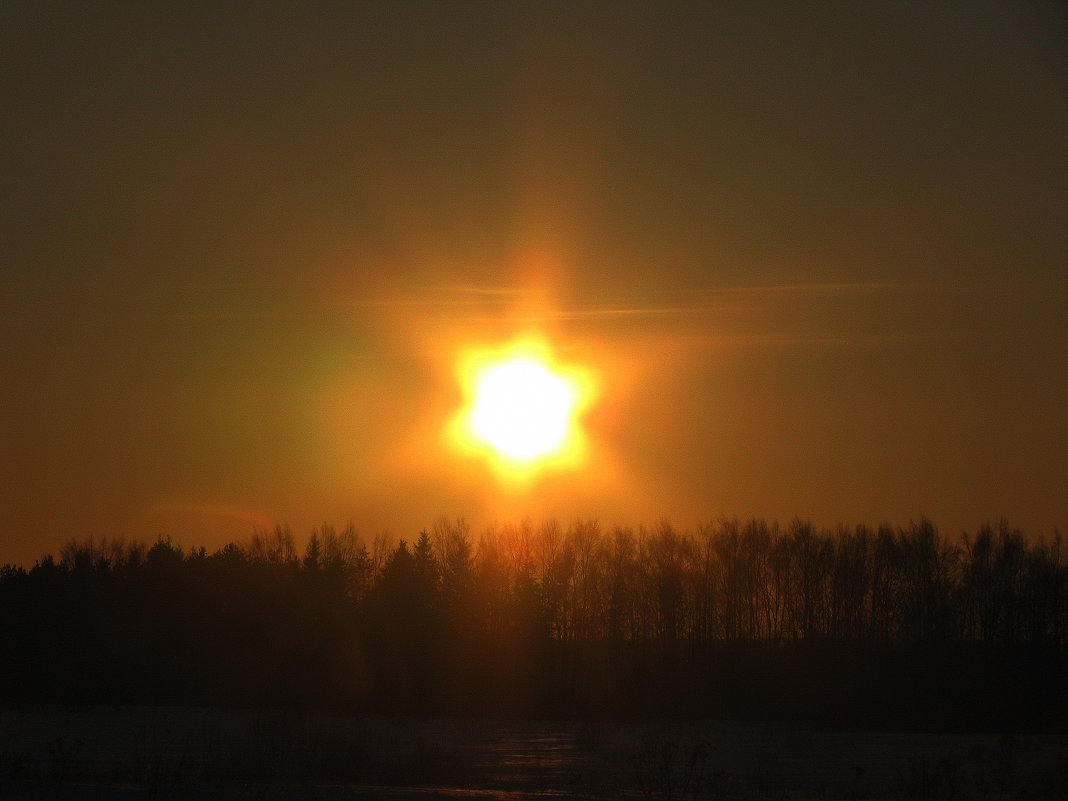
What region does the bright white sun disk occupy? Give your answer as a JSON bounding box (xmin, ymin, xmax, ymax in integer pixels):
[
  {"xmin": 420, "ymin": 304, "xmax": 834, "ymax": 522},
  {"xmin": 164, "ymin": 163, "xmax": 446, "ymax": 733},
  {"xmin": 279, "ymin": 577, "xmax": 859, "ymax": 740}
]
[{"xmin": 470, "ymin": 359, "xmax": 576, "ymax": 461}]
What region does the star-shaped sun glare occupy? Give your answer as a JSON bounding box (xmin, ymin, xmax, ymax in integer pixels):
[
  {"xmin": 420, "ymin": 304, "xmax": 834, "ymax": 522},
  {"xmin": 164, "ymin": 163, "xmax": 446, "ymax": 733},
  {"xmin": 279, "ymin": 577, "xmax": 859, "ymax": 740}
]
[{"xmin": 448, "ymin": 337, "xmax": 595, "ymax": 479}]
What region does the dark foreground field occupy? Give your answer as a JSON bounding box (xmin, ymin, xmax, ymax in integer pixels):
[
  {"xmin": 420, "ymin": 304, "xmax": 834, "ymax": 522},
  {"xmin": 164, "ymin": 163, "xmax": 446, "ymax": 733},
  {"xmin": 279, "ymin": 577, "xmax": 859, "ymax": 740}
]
[{"xmin": 2, "ymin": 705, "xmax": 1066, "ymax": 800}]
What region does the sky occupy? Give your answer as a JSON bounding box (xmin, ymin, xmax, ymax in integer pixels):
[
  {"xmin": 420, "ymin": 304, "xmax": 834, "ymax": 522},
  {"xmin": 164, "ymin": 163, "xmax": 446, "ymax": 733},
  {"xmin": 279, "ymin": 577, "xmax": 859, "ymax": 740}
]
[{"xmin": 2, "ymin": 1, "xmax": 1066, "ymax": 565}]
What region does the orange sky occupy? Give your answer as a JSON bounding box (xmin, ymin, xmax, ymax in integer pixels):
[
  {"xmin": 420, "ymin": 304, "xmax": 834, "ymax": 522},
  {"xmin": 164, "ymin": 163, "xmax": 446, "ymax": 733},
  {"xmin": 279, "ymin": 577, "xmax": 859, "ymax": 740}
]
[{"xmin": 2, "ymin": 2, "xmax": 1066, "ymax": 565}]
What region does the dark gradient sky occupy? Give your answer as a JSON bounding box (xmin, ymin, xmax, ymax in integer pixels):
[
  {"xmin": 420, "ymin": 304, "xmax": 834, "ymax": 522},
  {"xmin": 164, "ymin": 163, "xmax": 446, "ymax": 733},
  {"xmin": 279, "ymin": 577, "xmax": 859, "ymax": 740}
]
[{"xmin": 2, "ymin": 1, "xmax": 1066, "ymax": 564}]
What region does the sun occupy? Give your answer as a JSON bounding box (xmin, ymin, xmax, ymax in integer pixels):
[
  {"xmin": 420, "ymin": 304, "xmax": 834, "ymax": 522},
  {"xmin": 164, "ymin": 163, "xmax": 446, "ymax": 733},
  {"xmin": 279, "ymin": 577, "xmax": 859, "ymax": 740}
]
[
  {"xmin": 470, "ymin": 358, "xmax": 575, "ymax": 461},
  {"xmin": 448, "ymin": 336, "xmax": 595, "ymax": 477}
]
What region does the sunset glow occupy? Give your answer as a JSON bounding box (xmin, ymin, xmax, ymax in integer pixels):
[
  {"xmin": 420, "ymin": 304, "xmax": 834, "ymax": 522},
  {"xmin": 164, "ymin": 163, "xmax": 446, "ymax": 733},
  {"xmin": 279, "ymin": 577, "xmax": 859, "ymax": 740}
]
[{"xmin": 2, "ymin": 1, "xmax": 1064, "ymax": 571}]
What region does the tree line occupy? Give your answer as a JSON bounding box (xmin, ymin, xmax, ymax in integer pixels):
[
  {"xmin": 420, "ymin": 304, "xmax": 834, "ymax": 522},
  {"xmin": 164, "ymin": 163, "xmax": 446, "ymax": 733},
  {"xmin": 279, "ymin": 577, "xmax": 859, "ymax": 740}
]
[{"xmin": 2, "ymin": 517, "xmax": 1065, "ymax": 726}]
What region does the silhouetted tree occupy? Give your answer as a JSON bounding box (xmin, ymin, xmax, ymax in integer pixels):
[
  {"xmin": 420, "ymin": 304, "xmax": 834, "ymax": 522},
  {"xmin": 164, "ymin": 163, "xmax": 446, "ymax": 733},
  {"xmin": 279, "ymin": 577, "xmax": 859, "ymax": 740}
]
[{"xmin": 3, "ymin": 516, "xmax": 1067, "ymax": 725}]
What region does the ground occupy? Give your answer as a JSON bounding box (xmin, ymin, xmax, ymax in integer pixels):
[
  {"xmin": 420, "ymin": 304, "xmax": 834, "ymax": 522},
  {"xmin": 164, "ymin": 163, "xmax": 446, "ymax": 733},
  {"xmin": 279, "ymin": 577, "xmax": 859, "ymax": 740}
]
[{"xmin": 2, "ymin": 705, "xmax": 1066, "ymax": 799}]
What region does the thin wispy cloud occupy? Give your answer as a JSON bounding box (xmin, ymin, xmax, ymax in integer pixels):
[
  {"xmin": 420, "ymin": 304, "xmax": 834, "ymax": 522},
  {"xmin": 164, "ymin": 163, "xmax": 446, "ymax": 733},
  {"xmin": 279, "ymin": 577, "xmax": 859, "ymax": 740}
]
[
  {"xmin": 319, "ymin": 280, "xmax": 925, "ymax": 330},
  {"xmin": 443, "ymin": 284, "xmax": 531, "ymax": 297},
  {"xmin": 699, "ymin": 281, "xmax": 920, "ymax": 296}
]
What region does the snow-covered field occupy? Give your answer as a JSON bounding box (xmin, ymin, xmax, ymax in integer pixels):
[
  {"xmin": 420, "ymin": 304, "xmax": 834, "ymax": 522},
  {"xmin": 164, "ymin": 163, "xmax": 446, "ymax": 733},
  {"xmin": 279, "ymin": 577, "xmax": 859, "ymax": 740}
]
[{"xmin": 1, "ymin": 705, "xmax": 1065, "ymax": 799}]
